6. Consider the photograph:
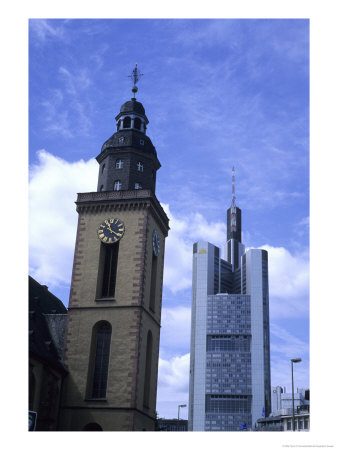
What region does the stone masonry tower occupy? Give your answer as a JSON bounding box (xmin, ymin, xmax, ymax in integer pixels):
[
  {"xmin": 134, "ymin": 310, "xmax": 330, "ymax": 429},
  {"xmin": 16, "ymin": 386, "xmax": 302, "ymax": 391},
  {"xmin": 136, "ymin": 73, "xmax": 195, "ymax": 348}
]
[{"xmin": 59, "ymin": 66, "xmax": 169, "ymax": 431}]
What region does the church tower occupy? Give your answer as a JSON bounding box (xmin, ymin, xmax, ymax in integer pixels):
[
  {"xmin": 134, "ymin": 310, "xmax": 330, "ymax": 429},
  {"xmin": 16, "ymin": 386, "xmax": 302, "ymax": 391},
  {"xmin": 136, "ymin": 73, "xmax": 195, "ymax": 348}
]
[{"xmin": 59, "ymin": 66, "xmax": 169, "ymax": 431}]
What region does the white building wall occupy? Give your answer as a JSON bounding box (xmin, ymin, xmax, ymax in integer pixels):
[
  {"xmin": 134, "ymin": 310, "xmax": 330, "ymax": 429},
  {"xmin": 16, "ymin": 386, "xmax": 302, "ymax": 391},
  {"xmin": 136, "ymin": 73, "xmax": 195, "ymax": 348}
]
[
  {"xmin": 244, "ymin": 249, "xmax": 266, "ymax": 426},
  {"xmin": 189, "ymin": 242, "xmax": 216, "ymax": 431},
  {"xmin": 271, "ymin": 386, "xmax": 285, "ymax": 414}
]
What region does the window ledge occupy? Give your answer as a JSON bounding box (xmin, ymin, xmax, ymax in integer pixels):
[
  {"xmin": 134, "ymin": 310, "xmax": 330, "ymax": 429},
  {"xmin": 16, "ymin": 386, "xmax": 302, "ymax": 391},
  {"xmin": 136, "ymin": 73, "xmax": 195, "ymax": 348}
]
[{"xmin": 95, "ymin": 297, "xmax": 116, "ymax": 302}]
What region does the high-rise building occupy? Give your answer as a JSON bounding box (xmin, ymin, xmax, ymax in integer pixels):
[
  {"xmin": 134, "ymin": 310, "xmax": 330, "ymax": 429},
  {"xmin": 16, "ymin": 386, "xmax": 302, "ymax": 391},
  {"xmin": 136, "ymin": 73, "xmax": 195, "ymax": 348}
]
[
  {"xmin": 59, "ymin": 67, "xmax": 169, "ymax": 431},
  {"xmin": 188, "ymin": 168, "xmax": 271, "ymax": 431}
]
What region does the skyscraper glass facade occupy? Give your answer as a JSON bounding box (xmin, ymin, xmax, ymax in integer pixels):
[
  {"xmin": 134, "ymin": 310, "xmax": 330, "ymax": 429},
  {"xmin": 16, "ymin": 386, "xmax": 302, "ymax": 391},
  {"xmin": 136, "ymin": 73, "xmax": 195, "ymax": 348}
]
[{"xmin": 205, "ymin": 294, "xmax": 252, "ymax": 431}]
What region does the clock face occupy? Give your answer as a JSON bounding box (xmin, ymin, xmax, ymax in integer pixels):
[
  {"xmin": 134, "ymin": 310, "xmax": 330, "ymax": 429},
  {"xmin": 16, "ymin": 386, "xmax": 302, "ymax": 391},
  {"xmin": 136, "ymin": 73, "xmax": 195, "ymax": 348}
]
[
  {"xmin": 152, "ymin": 229, "xmax": 160, "ymax": 256},
  {"xmin": 97, "ymin": 218, "xmax": 125, "ymax": 244}
]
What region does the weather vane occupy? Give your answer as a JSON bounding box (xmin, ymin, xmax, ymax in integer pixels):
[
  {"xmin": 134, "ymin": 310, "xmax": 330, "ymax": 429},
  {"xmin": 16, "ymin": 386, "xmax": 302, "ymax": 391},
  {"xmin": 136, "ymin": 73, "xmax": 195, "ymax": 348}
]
[{"xmin": 128, "ymin": 63, "xmax": 143, "ymax": 98}]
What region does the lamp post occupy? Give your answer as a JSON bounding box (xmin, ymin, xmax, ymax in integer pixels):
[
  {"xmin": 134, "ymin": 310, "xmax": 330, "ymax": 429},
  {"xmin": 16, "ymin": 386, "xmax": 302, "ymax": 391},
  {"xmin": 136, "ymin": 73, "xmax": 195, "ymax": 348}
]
[
  {"xmin": 177, "ymin": 404, "xmax": 187, "ymax": 430},
  {"xmin": 291, "ymin": 358, "xmax": 302, "ymax": 431}
]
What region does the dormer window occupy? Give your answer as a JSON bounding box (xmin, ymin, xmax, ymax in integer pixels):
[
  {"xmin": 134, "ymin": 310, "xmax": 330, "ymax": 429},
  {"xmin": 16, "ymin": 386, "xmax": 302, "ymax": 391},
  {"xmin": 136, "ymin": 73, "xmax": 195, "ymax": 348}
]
[
  {"xmin": 123, "ymin": 116, "xmax": 131, "ymax": 128},
  {"xmin": 115, "ymin": 160, "xmax": 123, "ymax": 169},
  {"xmin": 114, "ymin": 180, "xmax": 122, "ymax": 191},
  {"xmin": 137, "ymin": 161, "xmax": 144, "ymax": 172}
]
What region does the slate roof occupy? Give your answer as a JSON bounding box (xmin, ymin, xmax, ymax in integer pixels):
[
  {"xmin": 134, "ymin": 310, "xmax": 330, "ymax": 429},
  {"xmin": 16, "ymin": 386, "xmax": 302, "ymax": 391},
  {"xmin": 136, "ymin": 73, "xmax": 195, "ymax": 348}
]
[
  {"xmin": 119, "ymin": 98, "xmax": 146, "ymax": 115},
  {"xmin": 100, "ymin": 129, "xmax": 157, "ymax": 159}
]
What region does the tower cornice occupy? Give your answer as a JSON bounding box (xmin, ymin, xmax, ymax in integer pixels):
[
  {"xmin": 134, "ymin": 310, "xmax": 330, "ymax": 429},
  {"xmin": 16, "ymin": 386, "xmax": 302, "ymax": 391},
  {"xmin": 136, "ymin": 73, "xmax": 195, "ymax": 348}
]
[{"xmin": 75, "ymin": 189, "xmax": 169, "ymax": 235}]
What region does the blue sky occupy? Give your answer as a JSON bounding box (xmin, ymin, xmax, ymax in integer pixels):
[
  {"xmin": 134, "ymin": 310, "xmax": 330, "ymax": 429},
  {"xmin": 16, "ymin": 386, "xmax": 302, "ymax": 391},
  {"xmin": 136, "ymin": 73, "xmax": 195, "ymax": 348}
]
[{"xmin": 28, "ymin": 18, "xmax": 310, "ymax": 422}]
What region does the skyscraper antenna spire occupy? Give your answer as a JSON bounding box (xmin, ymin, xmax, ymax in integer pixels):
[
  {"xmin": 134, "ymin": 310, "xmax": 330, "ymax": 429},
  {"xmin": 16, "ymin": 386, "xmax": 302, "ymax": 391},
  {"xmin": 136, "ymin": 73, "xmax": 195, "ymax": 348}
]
[
  {"xmin": 128, "ymin": 63, "xmax": 143, "ymax": 98},
  {"xmin": 230, "ymin": 166, "xmax": 237, "ymax": 233},
  {"xmin": 232, "ymin": 166, "xmax": 236, "ymax": 207}
]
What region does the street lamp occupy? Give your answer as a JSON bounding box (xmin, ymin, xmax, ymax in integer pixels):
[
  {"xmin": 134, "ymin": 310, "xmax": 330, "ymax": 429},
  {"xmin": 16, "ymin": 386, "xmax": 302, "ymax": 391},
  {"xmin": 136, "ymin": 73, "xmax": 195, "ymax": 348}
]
[
  {"xmin": 178, "ymin": 404, "xmax": 187, "ymax": 430},
  {"xmin": 291, "ymin": 358, "xmax": 302, "ymax": 431}
]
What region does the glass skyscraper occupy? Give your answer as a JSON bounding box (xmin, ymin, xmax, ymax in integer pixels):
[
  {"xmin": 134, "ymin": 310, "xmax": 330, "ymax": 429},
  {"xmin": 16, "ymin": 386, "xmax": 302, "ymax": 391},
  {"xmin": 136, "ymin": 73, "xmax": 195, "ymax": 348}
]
[{"xmin": 188, "ymin": 199, "xmax": 271, "ymax": 431}]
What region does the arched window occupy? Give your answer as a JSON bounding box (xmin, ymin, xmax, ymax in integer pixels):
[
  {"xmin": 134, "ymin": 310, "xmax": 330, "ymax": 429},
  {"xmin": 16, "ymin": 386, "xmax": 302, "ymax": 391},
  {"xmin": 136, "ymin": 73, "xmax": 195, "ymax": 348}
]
[
  {"xmin": 123, "ymin": 116, "xmax": 131, "ymax": 128},
  {"xmin": 134, "ymin": 117, "xmax": 141, "ymax": 130},
  {"xmin": 101, "ymin": 163, "xmax": 105, "ymax": 174},
  {"xmin": 100, "ymin": 185, "xmax": 104, "ymax": 192},
  {"xmin": 143, "ymin": 330, "xmax": 153, "ymax": 408},
  {"xmin": 87, "ymin": 321, "xmax": 112, "ymax": 399}
]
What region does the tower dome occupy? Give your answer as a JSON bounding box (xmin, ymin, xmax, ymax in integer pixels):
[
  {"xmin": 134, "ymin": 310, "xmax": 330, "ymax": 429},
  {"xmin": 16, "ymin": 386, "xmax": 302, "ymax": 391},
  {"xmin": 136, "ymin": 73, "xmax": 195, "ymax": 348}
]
[
  {"xmin": 119, "ymin": 98, "xmax": 146, "ymax": 116},
  {"xmin": 114, "ymin": 97, "xmax": 149, "ymax": 132}
]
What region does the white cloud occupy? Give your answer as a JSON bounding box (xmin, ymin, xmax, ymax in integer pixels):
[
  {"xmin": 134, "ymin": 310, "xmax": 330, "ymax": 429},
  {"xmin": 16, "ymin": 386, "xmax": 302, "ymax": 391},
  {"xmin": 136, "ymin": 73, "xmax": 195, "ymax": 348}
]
[
  {"xmin": 261, "ymin": 245, "xmax": 309, "ymax": 318},
  {"xmin": 59, "ymin": 66, "xmax": 92, "ymax": 95},
  {"xmin": 30, "ymin": 19, "xmax": 66, "ymax": 42},
  {"xmin": 158, "ymin": 353, "xmax": 190, "ymax": 394},
  {"xmin": 29, "ymin": 150, "xmax": 97, "ymax": 288},
  {"xmin": 38, "ymin": 68, "xmax": 93, "ymax": 139},
  {"xmin": 57, "ymin": 67, "xmax": 93, "ymax": 135},
  {"xmin": 293, "ymin": 216, "xmax": 309, "ymax": 240},
  {"xmin": 156, "ymin": 353, "xmax": 190, "ymax": 418},
  {"xmin": 270, "ymin": 323, "xmax": 308, "ymax": 358}
]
